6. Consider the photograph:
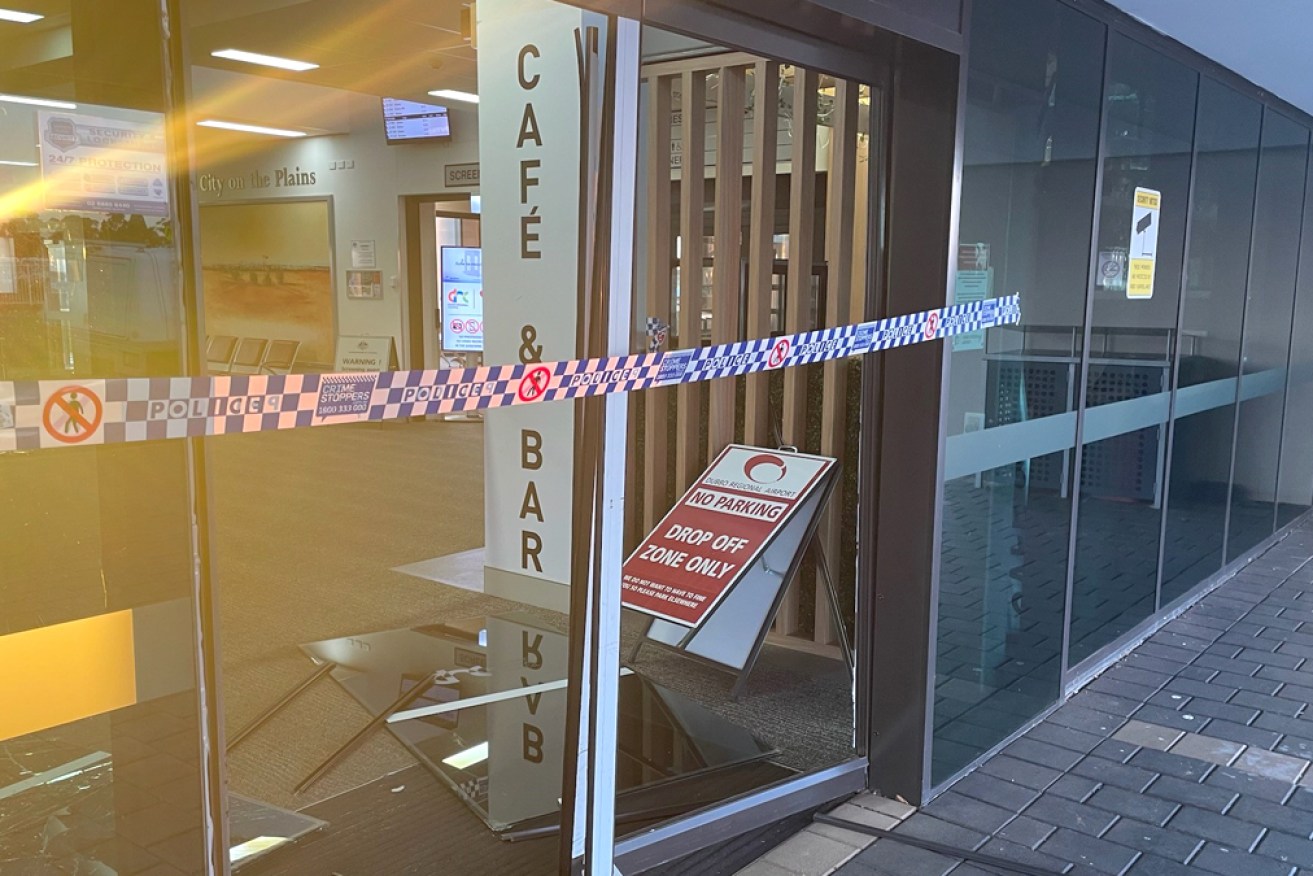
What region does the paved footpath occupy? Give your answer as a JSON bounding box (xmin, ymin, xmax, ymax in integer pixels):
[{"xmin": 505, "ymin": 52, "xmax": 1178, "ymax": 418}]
[{"xmin": 739, "ymin": 517, "xmax": 1313, "ymax": 876}]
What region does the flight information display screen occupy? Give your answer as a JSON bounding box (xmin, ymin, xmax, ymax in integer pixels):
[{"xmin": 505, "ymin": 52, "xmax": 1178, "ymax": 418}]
[{"xmin": 382, "ymin": 98, "xmax": 451, "ymax": 143}]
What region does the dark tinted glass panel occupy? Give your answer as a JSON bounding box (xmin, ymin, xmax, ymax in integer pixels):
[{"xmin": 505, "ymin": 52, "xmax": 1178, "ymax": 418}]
[
  {"xmin": 933, "ymin": 0, "xmax": 1104, "ymax": 783},
  {"xmin": 1069, "ymin": 36, "xmax": 1196, "ymax": 666},
  {"xmin": 1277, "ymin": 169, "xmax": 1313, "ymax": 528},
  {"xmin": 1160, "ymin": 80, "xmax": 1260, "ymax": 606},
  {"xmin": 1228, "ymin": 112, "xmax": 1308, "ymax": 561}
]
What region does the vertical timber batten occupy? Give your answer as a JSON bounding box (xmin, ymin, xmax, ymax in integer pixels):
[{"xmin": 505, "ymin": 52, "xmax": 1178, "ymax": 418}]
[
  {"xmin": 676, "ymin": 70, "xmax": 708, "ymax": 492},
  {"xmin": 710, "ymin": 65, "xmax": 747, "ymax": 452}
]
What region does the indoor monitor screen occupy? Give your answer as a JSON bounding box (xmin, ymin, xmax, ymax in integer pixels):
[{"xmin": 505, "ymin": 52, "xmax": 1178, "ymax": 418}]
[
  {"xmin": 382, "ymin": 98, "xmax": 451, "ymax": 143},
  {"xmin": 441, "ymin": 246, "xmax": 483, "ymax": 352}
]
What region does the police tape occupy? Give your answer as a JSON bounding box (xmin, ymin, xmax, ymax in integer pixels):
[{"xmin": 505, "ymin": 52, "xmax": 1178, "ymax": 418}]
[{"xmin": 0, "ymin": 294, "xmax": 1019, "ymax": 453}]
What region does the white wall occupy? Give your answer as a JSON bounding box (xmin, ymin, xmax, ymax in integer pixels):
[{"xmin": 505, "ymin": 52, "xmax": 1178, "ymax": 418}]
[{"xmin": 194, "ymin": 87, "xmax": 480, "ymax": 364}]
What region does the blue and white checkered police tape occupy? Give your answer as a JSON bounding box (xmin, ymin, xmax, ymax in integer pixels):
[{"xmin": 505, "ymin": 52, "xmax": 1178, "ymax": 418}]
[{"xmin": 0, "ymin": 294, "xmax": 1019, "ymax": 452}]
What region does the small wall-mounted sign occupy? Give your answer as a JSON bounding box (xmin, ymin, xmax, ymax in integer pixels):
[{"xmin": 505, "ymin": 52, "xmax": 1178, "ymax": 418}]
[
  {"xmin": 444, "ymin": 162, "xmax": 480, "ymax": 188},
  {"xmin": 351, "ymin": 239, "xmax": 376, "ymax": 268}
]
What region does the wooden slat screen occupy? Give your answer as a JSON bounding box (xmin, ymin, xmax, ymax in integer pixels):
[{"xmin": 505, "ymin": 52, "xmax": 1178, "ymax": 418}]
[{"xmin": 633, "ymin": 61, "xmax": 870, "ymax": 650}]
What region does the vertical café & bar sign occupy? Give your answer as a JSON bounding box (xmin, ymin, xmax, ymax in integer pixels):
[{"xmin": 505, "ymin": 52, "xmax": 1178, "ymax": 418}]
[{"xmin": 478, "ymin": 1, "xmax": 585, "ymax": 612}]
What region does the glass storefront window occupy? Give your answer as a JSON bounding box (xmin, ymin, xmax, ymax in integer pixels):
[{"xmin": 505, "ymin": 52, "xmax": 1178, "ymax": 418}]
[
  {"xmin": 0, "ymin": 2, "xmax": 210, "ymax": 873},
  {"xmin": 1068, "ymin": 35, "xmax": 1198, "ymax": 668},
  {"xmin": 933, "ymin": 0, "xmax": 1104, "ymax": 783},
  {"xmin": 1277, "ymin": 170, "xmax": 1313, "ymax": 530},
  {"xmin": 188, "ymin": 0, "xmax": 632, "ymax": 870},
  {"xmin": 1226, "ymin": 111, "xmax": 1309, "ymax": 561},
  {"xmin": 1159, "ymin": 79, "xmax": 1261, "ymax": 607}
]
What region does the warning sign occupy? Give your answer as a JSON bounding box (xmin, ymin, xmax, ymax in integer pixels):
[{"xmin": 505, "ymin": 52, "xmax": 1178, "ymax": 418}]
[
  {"xmin": 517, "ymin": 365, "xmax": 551, "ymax": 402},
  {"xmin": 622, "ymin": 445, "xmax": 834, "ymax": 627},
  {"xmin": 1128, "ymin": 187, "xmax": 1161, "ymax": 299},
  {"xmin": 43, "ymin": 385, "xmax": 103, "ymax": 444}
]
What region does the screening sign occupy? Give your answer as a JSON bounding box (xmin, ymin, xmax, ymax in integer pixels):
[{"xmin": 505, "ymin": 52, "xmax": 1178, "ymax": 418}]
[
  {"xmin": 622, "ymin": 445, "xmax": 835, "ymax": 627},
  {"xmin": 1128, "ymin": 187, "xmax": 1161, "ymax": 299}
]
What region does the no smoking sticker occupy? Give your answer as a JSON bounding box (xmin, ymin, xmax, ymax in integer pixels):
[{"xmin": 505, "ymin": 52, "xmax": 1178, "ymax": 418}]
[{"xmin": 43, "ymin": 385, "xmax": 103, "ymax": 444}]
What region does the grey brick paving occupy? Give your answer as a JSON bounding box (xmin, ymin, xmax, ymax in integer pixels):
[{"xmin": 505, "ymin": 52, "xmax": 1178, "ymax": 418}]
[
  {"xmin": 952, "ymin": 771, "xmax": 1040, "ymax": 812},
  {"xmin": 827, "ymin": 523, "xmax": 1313, "ymax": 876},
  {"xmin": 995, "ymin": 814, "xmax": 1056, "ymax": 849},
  {"xmin": 1126, "ymin": 855, "xmax": 1196, "ymax": 875},
  {"xmin": 1101, "ymin": 818, "xmax": 1203, "ymax": 861},
  {"xmin": 1071, "ymin": 754, "xmax": 1158, "ymax": 791}
]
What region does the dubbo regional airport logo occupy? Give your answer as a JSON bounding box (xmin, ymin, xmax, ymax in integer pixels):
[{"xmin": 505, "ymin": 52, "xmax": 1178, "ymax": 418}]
[{"xmin": 743, "ymin": 453, "xmax": 787, "ymax": 484}]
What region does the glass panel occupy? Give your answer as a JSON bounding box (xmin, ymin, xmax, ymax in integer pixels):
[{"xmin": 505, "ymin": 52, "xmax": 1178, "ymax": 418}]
[
  {"xmin": 1069, "ymin": 36, "xmax": 1197, "ymax": 667},
  {"xmin": 933, "ymin": 0, "xmax": 1104, "ymax": 783},
  {"xmin": 1159, "ymin": 80, "xmax": 1260, "ymax": 606},
  {"xmin": 0, "ymin": 2, "xmax": 208, "ymax": 873},
  {"xmin": 1277, "ymin": 169, "xmax": 1313, "ymax": 528},
  {"xmin": 1227, "ymin": 111, "xmax": 1309, "ymax": 561},
  {"xmin": 619, "ymin": 29, "xmax": 874, "ymax": 823},
  {"xmin": 189, "ymin": 0, "xmax": 620, "ymax": 869}
]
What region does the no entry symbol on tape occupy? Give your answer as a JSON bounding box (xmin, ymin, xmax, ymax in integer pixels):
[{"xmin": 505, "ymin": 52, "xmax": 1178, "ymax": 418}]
[
  {"xmin": 43, "ymin": 385, "xmax": 103, "ymax": 444},
  {"xmin": 768, "ymin": 338, "xmax": 791, "ymax": 368},
  {"xmin": 517, "ymin": 365, "xmax": 552, "ymax": 403},
  {"xmin": 924, "ymin": 311, "xmax": 941, "ymax": 340}
]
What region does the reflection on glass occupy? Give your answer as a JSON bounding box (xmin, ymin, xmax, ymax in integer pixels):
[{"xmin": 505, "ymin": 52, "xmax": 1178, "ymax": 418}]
[
  {"xmin": 932, "ymin": 0, "xmax": 1103, "ymax": 783},
  {"xmin": 1160, "ymin": 80, "xmax": 1260, "ymax": 606},
  {"xmin": 194, "ymin": 0, "xmax": 599, "ymax": 871},
  {"xmin": 299, "ymin": 616, "xmax": 779, "ymax": 839},
  {"xmin": 1069, "ymin": 36, "xmax": 1197, "ymax": 667},
  {"xmin": 0, "ymin": 2, "xmax": 207, "ymax": 873},
  {"xmin": 1227, "ymin": 111, "xmax": 1309, "ymax": 561},
  {"xmin": 1277, "ymin": 173, "xmax": 1313, "ymax": 528}
]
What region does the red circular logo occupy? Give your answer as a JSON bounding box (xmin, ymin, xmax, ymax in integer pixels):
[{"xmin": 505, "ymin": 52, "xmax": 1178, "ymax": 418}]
[
  {"xmin": 925, "ymin": 311, "xmax": 941, "ymax": 340},
  {"xmin": 517, "ymin": 365, "xmax": 552, "ymax": 403},
  {"xmin": 450, "ymin": 318, "xmax": 464, "ymax": 334},
  {"xmin": 768, "ymin": 337, "xmax": 791, "ymax": 368},
  {"xmin": 743, "ymin": 453, "xmax": 788, "ymax": 484},
  {"xmin": 464, "ymin": 319, "xmax": 481, "ymax": 335},
  {"xmin": 43, "ymin": 385, "xmax": 103, "ymax": 444}
]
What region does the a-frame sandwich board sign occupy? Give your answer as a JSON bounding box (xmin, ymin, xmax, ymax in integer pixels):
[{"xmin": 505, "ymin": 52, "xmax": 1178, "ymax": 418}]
[{"xmin": 622, "ymin": 444, "xmax": 839, "ymax": 699}]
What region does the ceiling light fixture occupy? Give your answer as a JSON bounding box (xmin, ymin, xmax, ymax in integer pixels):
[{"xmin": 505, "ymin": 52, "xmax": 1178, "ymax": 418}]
[
  {"xmin": 211, "ymin": 49, "xmax": 318, "ymax": 72},
  {"xmin": 428, "ymin": 89, "xmax": 478, "ymax": 104},
  {"xmin": 0, "ymin": 159, "xmax": 37, "ymax": 166},
  {"xmin": 0, "ymin": 94, "xmax": 75, "ymax": 109},
  {"xmin": 197, "ymin": 119, "xmax": 307, "ymax": 138},
  {"xmin": 0, "ymin": 8, "xmax": 42, "ymax": 23}
]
